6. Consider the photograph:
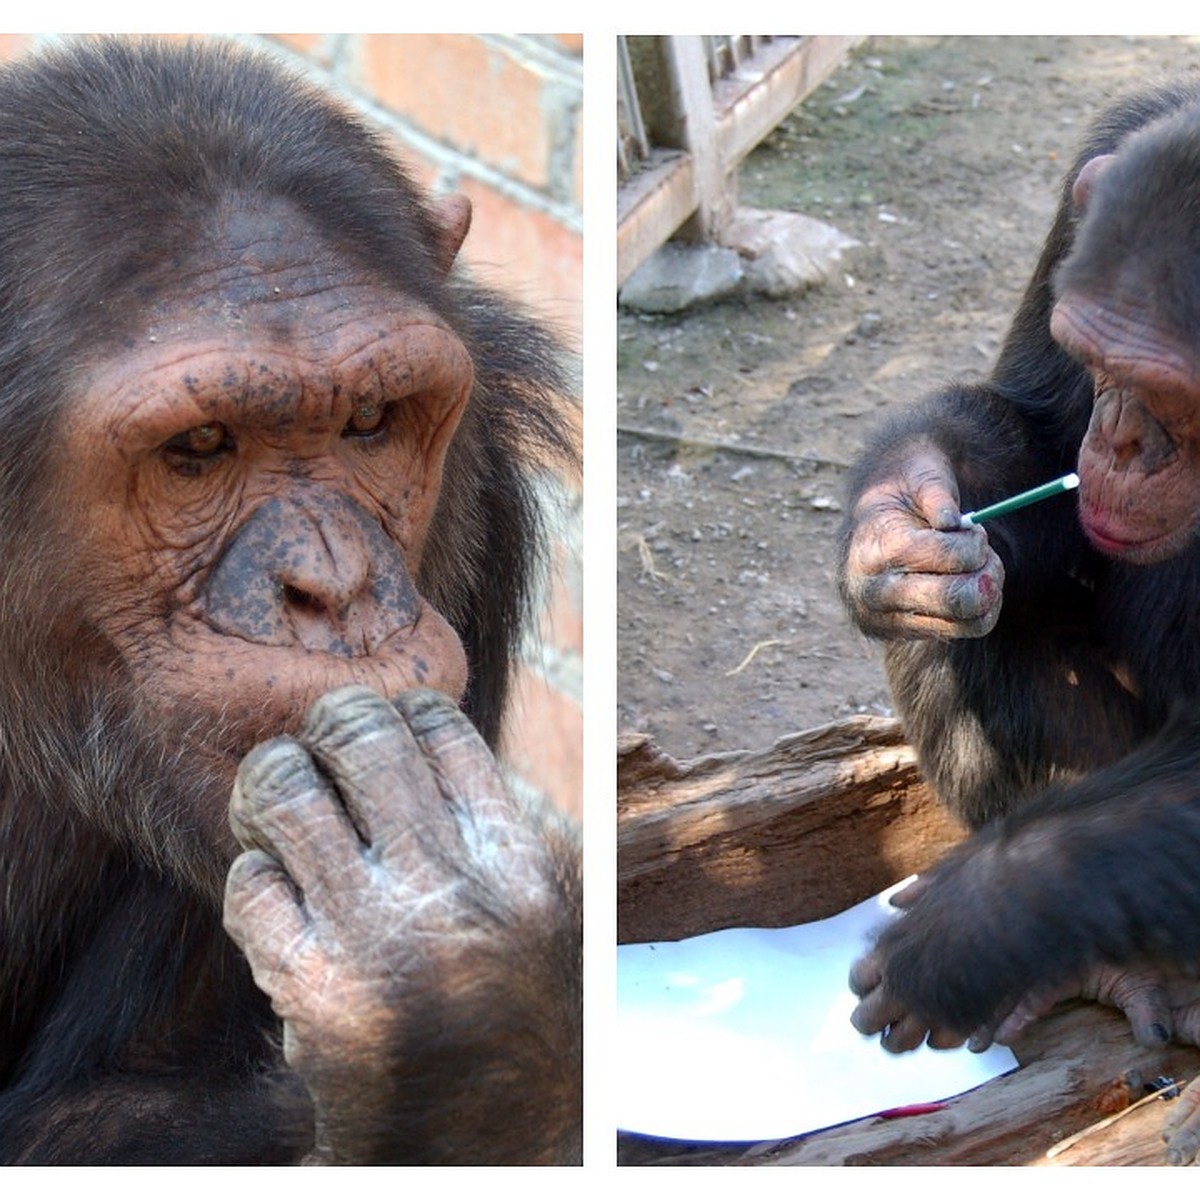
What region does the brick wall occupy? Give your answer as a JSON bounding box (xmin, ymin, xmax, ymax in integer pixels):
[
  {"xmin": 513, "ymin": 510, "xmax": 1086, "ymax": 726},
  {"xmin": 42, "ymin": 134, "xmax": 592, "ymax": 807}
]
[{"xmin": 0, "ymin": 34, "xmax": 585, "ymax": 822}]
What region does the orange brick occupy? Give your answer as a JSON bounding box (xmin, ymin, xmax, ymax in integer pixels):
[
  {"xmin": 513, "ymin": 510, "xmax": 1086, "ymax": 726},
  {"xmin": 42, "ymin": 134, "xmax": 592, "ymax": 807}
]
[
  {"xmin": 501, "ymin": 662, "xmax": 582, "ymax": 823},
  {"xmin": 359, "ymin": 35, "xmax": 554, "ymax": 193},
  {"xmin": 457, "ymin": 179, "xmax": 582, "ymax": 343},
  {"xmin": 0, "ymin": 35, "xmax": 35, "ymax": 64},
  {"xmin": 266, "ymin": 33, "xmax": 337, "ymax": 67},
  {"xmin": 572, "ymin": 104, "xmax": 585, "ymax": 214}
]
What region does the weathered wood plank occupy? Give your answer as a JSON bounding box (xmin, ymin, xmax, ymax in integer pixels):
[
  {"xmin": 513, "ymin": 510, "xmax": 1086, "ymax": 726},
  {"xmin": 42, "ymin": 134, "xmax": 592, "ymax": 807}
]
[{"xmin": 617, "ymin": 36, "xmax": 861, "ymax": 284}]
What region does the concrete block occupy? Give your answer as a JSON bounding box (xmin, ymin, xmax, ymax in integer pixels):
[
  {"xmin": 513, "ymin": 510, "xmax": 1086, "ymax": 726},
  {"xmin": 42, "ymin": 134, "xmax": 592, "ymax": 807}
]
[{"xmin": 619, "ymin": 242, "xmax": 744, "ymax": 313}]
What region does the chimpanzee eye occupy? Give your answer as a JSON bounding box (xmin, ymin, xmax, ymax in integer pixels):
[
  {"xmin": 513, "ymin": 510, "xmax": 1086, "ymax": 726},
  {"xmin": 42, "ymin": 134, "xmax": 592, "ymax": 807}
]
[
  {"xmin": 343, "ymin": 400, "xmax": 387, "ymax": 438},
  {"xmin": 163, "ymin": 422, "xmax": 232, "ymax": 458}
]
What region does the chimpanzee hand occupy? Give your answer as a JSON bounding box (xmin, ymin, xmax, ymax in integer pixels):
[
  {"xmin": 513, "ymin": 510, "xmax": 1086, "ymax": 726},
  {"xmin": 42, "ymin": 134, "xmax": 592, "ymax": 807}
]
[
  {"xmin": 988, "ymin": 971, "xmax": 1200, "ymax": 1166},
  {"xmin": 840, "ymin": 443, "xmax": 1004, "ymax": 639},
  {"xmin": 847, "ymin": 849, "xmax": 994, "ymax": 1052},
  {"xmin": 851, "ymin": 864, "xmax": 1200, "ymax": 1058},
  {"xmin": 848, "ymin": 916, "xmax": 975, "ymax": 1052},
  {"xmin": 221, "ymin": 686, "xmax": 581, "ymax": 1166}
]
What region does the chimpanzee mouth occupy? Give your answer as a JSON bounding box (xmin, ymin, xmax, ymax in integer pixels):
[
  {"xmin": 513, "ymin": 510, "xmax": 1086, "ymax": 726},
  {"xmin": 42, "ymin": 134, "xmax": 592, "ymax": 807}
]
[{"xmin": 1079, "ymin": 508, "xmax": 1185, "ymax": 564}]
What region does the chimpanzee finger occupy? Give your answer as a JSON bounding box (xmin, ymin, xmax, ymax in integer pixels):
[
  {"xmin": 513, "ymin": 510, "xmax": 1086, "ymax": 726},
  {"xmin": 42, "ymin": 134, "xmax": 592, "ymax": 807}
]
[
  {"xmin": 904, "ymin": 453, "xmax": 966, "ymax": 533},
  {"xmin": 848, "ymin": 949, "xmax": 883, "ymax": 998},
  {"xmin": 846, "ymin": 517, "xmax": 992, "ymax": 579},
  {"xmin": 849, "ymin": 984, "xmax": 910, "ymax": 1040},
  {"xmin": 223, "ymin": 847, "xmax": 309, "ymax": 964},
  {"xmin": 392, "ymin": 689, "xmax": 517, "ymax": 833},
  {"xmin": 856, "ymin": 564, "xmax": 1003, "ymax": 635},
  {"xmin": 888, "ymin": 876, "xmax": 931, "ymax": 909},
  {"xmin": 859, "ymin": 610, "xmax": 1000, "ymax": 642},
  {"xmin": 986, "ymin": 987, "xmax": 1062, "ymax": 1048},
  {"xmin": 1167, "ymin": 994, "xmax": 1200, "ymax": 1046},
  {"xmin": 925, "ymin": 1026, "xmax": 970, "ymax": 1051},
  {"xmin": 229, "ymin": 734, "xmax": 369, "ymax": 905},
  {"xmin": 857, "ymin": 447, "xmax": 964, "ymax": 533},
  {"xmin": 1106, "ymin": 973, "xmax": 1173, "ymax": 1048},
  {"xmin": 879, "ymin": 1013, "xmax": 934, "ymax": 1054},
  {"xmin": 300, "ymin": 684, "xmax": 447, "ymax": 859},
  {"xmin": 910, "ymin": 486, "xmax": 964, "ymax": 534},
  {"xmin": 967, "ymin": 1030, "xmax": 996, "ymax": 1054}
]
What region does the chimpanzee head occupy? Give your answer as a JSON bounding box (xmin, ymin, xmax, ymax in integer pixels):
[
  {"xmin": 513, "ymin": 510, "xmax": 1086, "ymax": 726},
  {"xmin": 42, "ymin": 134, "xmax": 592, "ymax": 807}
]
[
  {"xmin": 0, "ymin": 37, "xmax": 569, "ymax": 897},
  {"xmin": 1051, "ymin": 104, "xmax": 1200, "ymax": 563}
]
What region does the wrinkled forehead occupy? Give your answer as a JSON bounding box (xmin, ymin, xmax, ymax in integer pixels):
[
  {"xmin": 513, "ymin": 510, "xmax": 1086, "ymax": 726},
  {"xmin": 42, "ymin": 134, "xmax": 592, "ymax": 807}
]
[
  {"xmin": 143, "ymin": 196, "xmax": 400, "ymax": 313},
  {"xmin": 101, "ymin": 198, "xmax": 451, "ymax": 362}
]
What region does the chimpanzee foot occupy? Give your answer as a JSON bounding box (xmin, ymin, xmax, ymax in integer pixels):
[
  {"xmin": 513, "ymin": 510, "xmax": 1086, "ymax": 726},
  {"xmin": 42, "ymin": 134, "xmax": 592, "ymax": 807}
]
[
  {"xmin": 977, "ymin": 964, "xmax": 1181, "ymax": 1051},
  {"xmin": 1164, "ymin": 1078, "xmax": 1200, "ymax": 1164}
]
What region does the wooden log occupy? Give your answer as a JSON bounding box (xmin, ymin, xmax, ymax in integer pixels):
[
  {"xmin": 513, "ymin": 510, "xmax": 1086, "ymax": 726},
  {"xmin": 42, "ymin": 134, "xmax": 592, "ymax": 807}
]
[
  {"xmin": 1035, "ymin": 1079, "xmax": 1187, "ymax": 1167},
  {"xmin": 618, "ymin": 716, "xmax": 964, "ymax": 943},
  {"xmin": 616, "ymin": 720, "xmax": 1200, "ymax": 1165}
]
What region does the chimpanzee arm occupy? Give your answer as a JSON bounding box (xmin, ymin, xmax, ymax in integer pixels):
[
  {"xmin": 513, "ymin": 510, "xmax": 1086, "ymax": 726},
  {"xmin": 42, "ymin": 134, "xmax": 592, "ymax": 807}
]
[
  {"xmin": 841, "ymin": 379, "xmax": 1147, "ymax": 825},
  {"xmin": 850, "ymin": 707, "xmax": 1200, "ymax": 1049},
  {"xmin": 0, "ymin": 1074, "xmax": 315, "ymax": 1165}
]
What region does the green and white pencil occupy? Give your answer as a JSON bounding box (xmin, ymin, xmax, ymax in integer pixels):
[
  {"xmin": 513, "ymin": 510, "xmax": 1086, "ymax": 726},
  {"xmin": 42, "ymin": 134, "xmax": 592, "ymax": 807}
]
[{"xmin": 959, "ymin": 473, "xmax": 1080, "ymax": 528}]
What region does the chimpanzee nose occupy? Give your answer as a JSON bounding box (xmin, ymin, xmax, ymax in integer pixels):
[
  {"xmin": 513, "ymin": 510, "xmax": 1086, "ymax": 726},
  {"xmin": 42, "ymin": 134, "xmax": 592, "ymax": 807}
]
[
  {"xmin": 275, "ymin": 508, "xmax": 372, "ymax": 619},
  {"xmin": 200, "ymin": 494, "xmax": 420, "ymax": 656},
  {"xmin": 1096, "ymin": 388, "xmax": 1177, "ymax": 474}
]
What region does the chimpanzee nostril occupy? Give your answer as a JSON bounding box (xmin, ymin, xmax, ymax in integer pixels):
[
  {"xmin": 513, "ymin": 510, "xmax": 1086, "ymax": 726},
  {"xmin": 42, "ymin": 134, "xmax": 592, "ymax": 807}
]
[{"xmin": 282, "ymin": 583, "xmax": 325, "ymax": 614}]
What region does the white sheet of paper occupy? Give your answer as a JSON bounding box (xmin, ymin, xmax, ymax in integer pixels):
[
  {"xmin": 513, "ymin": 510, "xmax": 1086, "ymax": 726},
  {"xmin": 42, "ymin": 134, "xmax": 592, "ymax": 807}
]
[{"xmin": 617, "ymin": 880, "xmax": 1018, "ymax": 1142}]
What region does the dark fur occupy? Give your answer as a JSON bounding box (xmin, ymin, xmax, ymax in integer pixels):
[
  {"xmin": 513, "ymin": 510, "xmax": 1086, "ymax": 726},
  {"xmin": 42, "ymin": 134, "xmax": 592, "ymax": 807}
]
[
  {"xmin": 868, "ymin": 710, "xmax": 1200, "ymax": 1034},
  {"xmin": 838, "ymin": 81, "xmax": 1200, "ymax": 1032},
  {"xmin": 0, "ymin": 38, "xmax": 577, "ymax": 1164}
]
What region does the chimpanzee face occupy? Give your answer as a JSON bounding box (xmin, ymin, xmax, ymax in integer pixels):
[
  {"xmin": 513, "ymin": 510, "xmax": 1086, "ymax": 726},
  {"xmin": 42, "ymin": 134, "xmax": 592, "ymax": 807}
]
[
  {"xmin": 1051, "ymin": 134, "xmax": 1200, "ymax": 564},
  {"xmin": 55, "ymin": 198, "xmax": 474, "ymax": 820}
]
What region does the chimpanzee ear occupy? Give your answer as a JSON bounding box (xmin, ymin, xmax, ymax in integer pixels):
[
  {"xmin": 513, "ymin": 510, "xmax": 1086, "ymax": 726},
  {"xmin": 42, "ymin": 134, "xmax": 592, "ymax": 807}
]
[
  {"xmin": 1072, "ymin": 154, "xmax": 1116, "ymax": 213},
  {"xmin": 430, "ymin": 193, "xmax": 473, "ymax": 274}
]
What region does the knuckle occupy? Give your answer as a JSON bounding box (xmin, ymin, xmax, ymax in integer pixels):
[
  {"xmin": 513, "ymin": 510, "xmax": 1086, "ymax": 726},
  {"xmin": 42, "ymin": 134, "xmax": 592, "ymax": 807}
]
[
  {"xmin": 945, "ymin": 572, "xmax": 1002, "ymax": 623},
  {"xmin": 222, "ymin": 851, "xmax": 281, "ymax": 931},
  {"xmin": 233, "ymin": 738, "xmax": 314, "ymax": 812},
  {"xmin": 395, "ymin": 688, "xmax": 481, "ymax": 749},
  {"xmin": 881, "ymin": 1017, "xmax": 925, "ymax": 1053},
  {"xmin": 848, "ymin": 954, "xmax": 880, "ymax": 996},
  {"xmin": 305, "ymin": 686, "xmax": 398, "ymax": 750},
  {"xmin": 849, "ymin": 998, "xmax": 883, "ymax": 1035}
]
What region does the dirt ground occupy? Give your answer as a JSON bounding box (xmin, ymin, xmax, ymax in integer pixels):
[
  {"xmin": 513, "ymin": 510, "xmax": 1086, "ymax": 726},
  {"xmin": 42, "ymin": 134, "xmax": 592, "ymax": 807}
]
[{"xmin": 616, "ymin": 34, "xmax": 1200, "ymax": 762}]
